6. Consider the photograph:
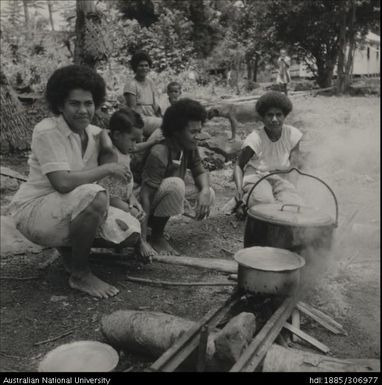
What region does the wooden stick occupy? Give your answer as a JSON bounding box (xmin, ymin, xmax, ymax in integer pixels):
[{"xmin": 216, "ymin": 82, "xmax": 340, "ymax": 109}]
[
  {"xmin": 219, "ymin": 247, "xmax": 235, "ymax": 255},
  {"xmin": 33, "ymin": 329, "xmax": 74, "ymax": 346},
  {"xmin": 0, "ymin": 276, "xmax": 39, "ymax": 281},
  {"xmin": 291, "ymin": 310, "xmax": 301, "ymax": 343},
  {"xmin": 126, "ymin": 275, "xmax": 235, "ymax": 287},
  {"xmin": 152, "ymin": 254, "xmax": 237, "ymax": 274},
  {"xmin": 283, "ymin": 322, "xmax": 330, "ymax": 354},
  {"xmin": 0, "ymin": 351, "xmax": 27, "ymax": 359},
  {"xmin": 297, "ymin": 301, "xmax": 345, "ymax": 334},
  {"xmin": 196, "ymin": 326, "xmax": 209, "ymax": 372}
]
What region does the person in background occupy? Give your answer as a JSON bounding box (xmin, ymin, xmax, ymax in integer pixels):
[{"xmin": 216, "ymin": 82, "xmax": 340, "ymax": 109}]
[
  {"xmin": 124, "ymin": 50, "xmax": 162, "ymax": 139},
  {"xmin": 140, "ymin": 98, "xmax": 215, "ymax": 255},
  {"xmin": 10, "ymin": 65, "xmax": 141, "ymax": 299},
  {"xmin": 277, "ymin": 49, "xmax": 291, "ymax": 95},
  {"xmin": 234, "ymin": 91, "xmax": 303, "ymax": 219},
  {"xmin": 158, "ymin": 80, "xmax": 239, "ymax": 141}
]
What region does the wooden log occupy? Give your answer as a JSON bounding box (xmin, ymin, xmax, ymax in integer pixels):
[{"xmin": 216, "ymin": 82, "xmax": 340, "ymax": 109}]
[
  {"xmin": 91, "ymin": 251, "xmax": 238, "ymax": 274},
  {"xmin": 125, "ymin": 275, "xmax": 235, "ymax": 287},
  {"xmin": 283, "ymin": 323, "xmax": 330, "ymax": 354},
  {"xmin": 152, "ymin": 255, "xmax": 237, "ymax": 274},
  {"xmin": 263, "ymin": 344, "xmax": 380, "ymax": 372}
]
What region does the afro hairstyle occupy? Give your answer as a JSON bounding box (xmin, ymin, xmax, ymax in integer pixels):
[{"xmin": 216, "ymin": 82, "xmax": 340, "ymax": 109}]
[
  {"xmin": 45, "ymin": 64, "xmax": 106, "ymax": 115},
  {"xmin": 255, "ymin": 91, "xmax": 293, "ymax": 117}
]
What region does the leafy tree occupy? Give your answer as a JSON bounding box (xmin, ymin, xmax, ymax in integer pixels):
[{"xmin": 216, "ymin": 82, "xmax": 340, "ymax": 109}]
[
  {"xmin": 336, "ymin": 0, "xmax": 380, "ymax": 93},
  {"xmin": 251, "ymin": 0, "xmax": 380, "ymax": 89},
  {"xmin": 116, "ymin": 0, "xmax": 158, "ymax": 27},
  {"xmin": 1, "ymin": 0, "xmax": 24, "ymax": 29}
]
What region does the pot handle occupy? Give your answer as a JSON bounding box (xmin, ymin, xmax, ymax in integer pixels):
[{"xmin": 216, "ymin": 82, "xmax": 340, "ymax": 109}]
[
  {"xmin": 281, "ymin": 204, "xmax": 301, "ymax": 213},
  {"xmin": 245, "ymin": 167, "xmax": 338, "ymax": 226}
]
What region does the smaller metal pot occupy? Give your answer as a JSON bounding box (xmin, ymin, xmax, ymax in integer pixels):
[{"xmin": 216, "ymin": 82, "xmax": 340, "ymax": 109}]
[{"xmin": 234, "ymin": 247, "xmax": 305, "ymax": 296}]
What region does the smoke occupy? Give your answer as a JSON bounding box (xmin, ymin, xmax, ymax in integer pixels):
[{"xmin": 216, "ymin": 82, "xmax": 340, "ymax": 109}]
[{"xmin": 286, "ymin": 96, "xmax": 380, "ymax": 313}]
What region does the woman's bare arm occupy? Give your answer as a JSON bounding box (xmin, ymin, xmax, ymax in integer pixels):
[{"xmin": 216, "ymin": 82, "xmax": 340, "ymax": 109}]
[
  {"xmin": 289, "ymin": 142, "xmax": 302, "ymax": 169},
  {"xmin": 124, "ymin": 93, "xmax": 137, "ymax": 110},
  {"xmin": 46, "ymin": 163, "xmax": 131, "ymax": 194},
  {"xmin": 99, "ymin": 130, "xmax": 118, "ymax": 164},
  {"xmin": 234, "ymin": 146, "xmax": 255, "ymax": 200}
]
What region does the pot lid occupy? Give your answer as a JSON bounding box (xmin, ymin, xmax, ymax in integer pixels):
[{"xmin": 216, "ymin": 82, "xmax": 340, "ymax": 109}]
[
  {"xmin": 247, "ymin": 203, "xmax": 335, "ymax": 227},
  {"xmin": 234, "ymin": 247, "xmax": 305, "ymax": 272},
  {"xmin": 38, "ymin": 341, "xmax": 119, "ymax": 372}
]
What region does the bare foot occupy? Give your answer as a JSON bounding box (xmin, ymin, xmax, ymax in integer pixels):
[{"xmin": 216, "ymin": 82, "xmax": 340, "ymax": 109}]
[
  {"xmin": 150, "ymin": 237, "xmax": 180, "ymax": 256},
  {"xmin": 69, "ymin": 272, "xmax": 119, "ymax": 299},
  {"xmin": 139, "ymin": 240, "xmax": 157, "ymax": 263}
]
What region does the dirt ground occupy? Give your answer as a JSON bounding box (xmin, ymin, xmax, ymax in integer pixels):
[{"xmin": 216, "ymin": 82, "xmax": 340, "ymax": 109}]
[{"xmin": 0, "ymin": 95, "xmax": 380, "ymax": 372}]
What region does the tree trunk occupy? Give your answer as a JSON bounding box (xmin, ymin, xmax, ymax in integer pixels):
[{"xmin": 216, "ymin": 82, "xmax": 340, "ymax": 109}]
[
  {"xmin": 316, "ymin": 60, "xmax": 336, "ymax": 88},
  {"xmin": 22, "ymin": 0, "xmax": 30, "ymax": 29},
  {"xmin": 74, "ymin": 0, "xmax": 109, "ymax": 69},
  {"xmin": 336, "ymin": 8, "xmax": 347, "ymax": 94},
  {"xmin": 343, "ymin": 0, "xmax": 357, "ymax": 94},
  {"xmin": 253, "ymin": 53, "xmax": 259, "ymax": 82},
  {"xmin": 47, "ymin": 0, "xmax": 55, "ymax": 31},
  {"xmin": 0, "ymin": 70, "xmax": 32, "ymax": 153}
]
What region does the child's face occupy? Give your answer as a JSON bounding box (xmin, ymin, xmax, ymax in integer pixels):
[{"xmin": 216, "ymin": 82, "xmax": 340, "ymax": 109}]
[
  {"xmin": 280, "ymin": 50, "xmax": 287, "ymax": 57},
  {"xmin": 167, "ymin": 86, "xmax": 181, "ymax": 104},
  {"xmin": 113, "ymin": 127, "xmax": 142, "ymax": 154},
  {"xmin": 262, "ymin": 107, "xmax": 285, "ymax": 136}
]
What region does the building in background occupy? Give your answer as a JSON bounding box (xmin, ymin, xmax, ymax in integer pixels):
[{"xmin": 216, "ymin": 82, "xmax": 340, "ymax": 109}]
[{"xmin": 272, "ymin": 32, "xmax": 380, "ymax": 81}]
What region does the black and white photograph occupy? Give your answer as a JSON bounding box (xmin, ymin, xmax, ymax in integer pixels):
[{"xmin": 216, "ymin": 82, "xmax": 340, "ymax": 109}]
[{"xmin": 0, "ymin": 0, "xmax": 380, "ymax": 378}]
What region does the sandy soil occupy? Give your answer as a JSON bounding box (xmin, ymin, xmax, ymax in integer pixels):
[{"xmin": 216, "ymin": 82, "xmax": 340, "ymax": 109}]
[{"xmin": 0, "ymin": 95, "xmax": 380, "ymax": 372}]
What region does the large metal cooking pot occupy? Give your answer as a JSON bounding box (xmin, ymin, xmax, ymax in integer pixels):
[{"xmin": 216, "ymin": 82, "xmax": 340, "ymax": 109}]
[
  {"xmin": 234, "ymin": 247, "xmax": 305, "ymax": 296},
  {"xmin": 244, "ymin": 168, "xmax": 338, "ymax": 254}
]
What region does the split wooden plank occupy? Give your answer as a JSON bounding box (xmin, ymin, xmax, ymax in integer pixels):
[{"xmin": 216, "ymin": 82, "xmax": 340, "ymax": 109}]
[
  {"xmin": 291, "ymin": 310, "xmax": 301, "ymax": 343},
  {"xmin": 283, "ymin": 322, "xmax": 330, "ymax": 354},
  {"xmin": 298, "ymin": 301, "xmax": 344, "ymax": 329},
  {"xmin": 196, "ymin": 326, "xmax": 209, "ymax": 372},
  {"xmin": 125, "ymin": 275, "xmax": 235, "ymax": 287},
  {"xmin": 230, "ymin": 295, "xmax": 298, "ymax": 372},
  {"xmin": 152, "ymin": 254, "xmax": 237, "ymax": 274},
  {"xmin": 149, "ymin": 291, "xmax": 242, "ymax": 372},
  {"xmin": 91, "ymin": 251, "xmax": 238, "ymax": 274},
  {"xmin": 296, "ymin": 302, "xmax": 346, "ymax": 335},
  {"xmin": 263, "ymin": 344, "xmax": 380, "ymax": 372}
]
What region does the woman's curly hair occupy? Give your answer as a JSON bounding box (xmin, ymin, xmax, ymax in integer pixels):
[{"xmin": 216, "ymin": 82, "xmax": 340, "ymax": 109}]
[
  {"xmin": 161, "ymin": 98, "xmax": 207, "ymax": 138},
  {"xmin": 256, "ymin": 91, "xmax": 293, "ymax": 117},
  {"xmin": 109, "ymin": 107, "xmax": 144, "ymax": 133},
  {"xmin": 130, "ymin": 50, "xmax": 153, "ymax": 73},
  {"xmin": 45, "ymin": 64, "xmax": 106, "ymax": 115}
]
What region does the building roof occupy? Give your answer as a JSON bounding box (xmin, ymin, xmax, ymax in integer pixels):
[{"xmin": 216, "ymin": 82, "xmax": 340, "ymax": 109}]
[{"xmin": 367, "ymin": 32, "xmax": 380, "ymax": 44}]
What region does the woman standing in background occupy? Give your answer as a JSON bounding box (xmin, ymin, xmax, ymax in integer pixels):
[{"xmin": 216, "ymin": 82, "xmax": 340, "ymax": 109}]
[{"xmin": 123, "ymin": 51, "xmax": 162, "ymax": 139}]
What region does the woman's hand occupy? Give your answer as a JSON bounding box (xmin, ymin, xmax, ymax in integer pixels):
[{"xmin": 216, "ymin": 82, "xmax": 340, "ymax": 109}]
[
  {"xmin": 105, "ymin": 163, "xmax": 132, "ymax": 182},
  {"xmin": 196, "ymin": 188, "xmax": 212, "ymax": 220},
  {"xmin": 236, "ymin": 188, "xmax": 244, "ymax": 203}
]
